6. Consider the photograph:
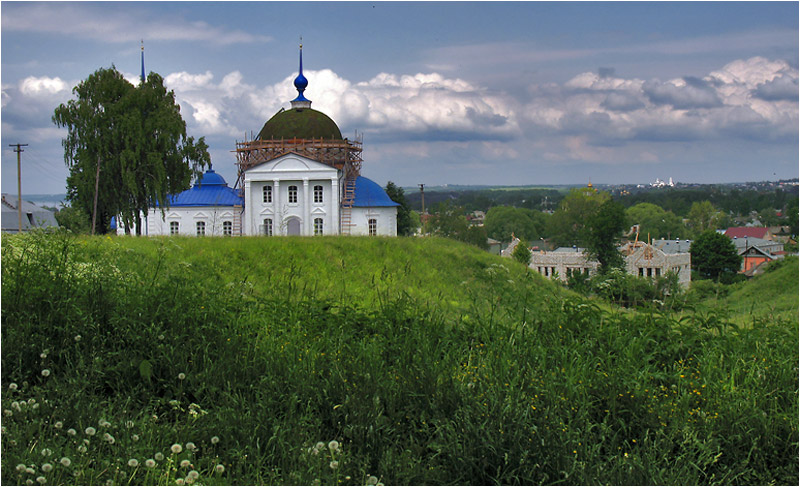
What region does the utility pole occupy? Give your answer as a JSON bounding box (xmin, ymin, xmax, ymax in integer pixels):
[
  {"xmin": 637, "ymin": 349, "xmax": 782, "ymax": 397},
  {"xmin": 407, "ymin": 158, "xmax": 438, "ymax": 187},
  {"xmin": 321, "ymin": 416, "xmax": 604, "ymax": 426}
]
[
  {"xmin": 10, "ymin": 143, "xmax": 28, "ymax": 233},
  {"xmin": 419, "ymin": 183, "xmax": 425, "ymax": 214}
]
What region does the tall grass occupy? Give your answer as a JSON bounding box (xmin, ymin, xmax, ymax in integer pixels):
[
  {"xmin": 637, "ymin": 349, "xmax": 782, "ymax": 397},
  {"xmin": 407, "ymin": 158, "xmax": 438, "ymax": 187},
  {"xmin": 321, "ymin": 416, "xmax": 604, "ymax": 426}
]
[{"xmin": 2, "ymin": 230, "xmax": 797, "ymax": 485}]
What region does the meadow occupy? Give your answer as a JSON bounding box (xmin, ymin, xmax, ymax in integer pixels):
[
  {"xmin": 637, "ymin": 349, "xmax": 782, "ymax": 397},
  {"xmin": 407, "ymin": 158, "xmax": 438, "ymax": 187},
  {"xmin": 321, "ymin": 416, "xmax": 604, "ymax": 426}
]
[{"xmin": 1, "ymin": 230, "xmax": 797, "ymax": 485}]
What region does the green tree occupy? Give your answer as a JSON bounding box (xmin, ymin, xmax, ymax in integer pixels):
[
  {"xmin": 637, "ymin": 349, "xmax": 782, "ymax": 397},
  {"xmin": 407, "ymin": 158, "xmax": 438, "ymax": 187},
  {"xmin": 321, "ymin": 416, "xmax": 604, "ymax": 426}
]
[
  {"xmin": 687, "ymin": 201, "xmax": 728, "ymax": 237},
  {"xmin": 53, "ymin": 66, "xmax": 209, "ymax": 234},
  {"xmin": 585, "ymin": 199, "xmax": 627, "ymax": 274},
  {"xmin": 690, "ymin": 230, "xmax": 742, "ymax": 281},
  {"xmin": 54, "ymin": 205, "xmax": 90, "ymax": 234},
  {"xmin": 385, "ymin": 181, "xmax": 414, "ymax": 236},
  {"xmin": 426, "ymin": 200, "xmax": 487, "ymax": 249},
  {"xmin": 547, "ymin": 187, "xmax": 611, "ymax": 247},
  {"xmin": 484, "ymin": 206, "xmax": 546, "ymax": 243},
  {"xmin": 626, "ymin": 202, "xmax": 687, "ymax": 240},
  {"xmin": 511, "ymin": 238, "xmax": 532, "ymax": 265}
]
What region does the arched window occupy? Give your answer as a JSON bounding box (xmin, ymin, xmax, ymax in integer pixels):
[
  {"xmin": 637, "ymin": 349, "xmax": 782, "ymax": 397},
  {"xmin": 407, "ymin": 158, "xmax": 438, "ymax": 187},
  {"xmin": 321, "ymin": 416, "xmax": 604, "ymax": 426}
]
[
  {"xmin": 263, "ymin": 185, "xmax": 272, "ymax": 203},
  {"xmin": 313, "ymin": 185, "xmax": 323, "ymax": 203},
  {"xmin": 314, "ymin": 218, "xmax": 323, "ymax": 236},
  {"xmin": 223, "ymin": 221, "xmax": 232, "ymax": 236},
  {"xmin": 262, "ymin": 218, "xmax": 273, "ymax": 236},
  {"xmin": 368, "ymin": 218, "xmax": 377, "ymax": 236},
  {"xmin": 196, "ymin": 221, "xmax": 206, "ymax": 236},
  {"xmin": 288, "ymin": 185, "xmax": 298, "ymax": 204}
]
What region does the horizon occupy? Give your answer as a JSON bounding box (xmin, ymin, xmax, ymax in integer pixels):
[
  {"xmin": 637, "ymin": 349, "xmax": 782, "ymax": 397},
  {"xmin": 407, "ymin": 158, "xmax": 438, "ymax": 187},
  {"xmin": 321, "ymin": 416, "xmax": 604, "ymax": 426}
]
[{"xmin": 2, "ymin": 1, "xmax": 798, "ymax": 195}]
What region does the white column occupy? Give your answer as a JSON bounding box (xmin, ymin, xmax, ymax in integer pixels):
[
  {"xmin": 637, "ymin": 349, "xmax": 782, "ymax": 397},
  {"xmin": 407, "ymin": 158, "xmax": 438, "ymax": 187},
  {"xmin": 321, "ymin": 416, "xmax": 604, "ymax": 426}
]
[
  {"xmin": 331, "ymin": 176, "xmax": 339, "ymax": 235},
  {"xmin": 303, "ymin": 178, "xmax": 310, "ymax": 235},
  {"xmin": 243, "ymin": 180, "xmax": 252, "ymax": 235},
  {"xmin": 273, "ymin": 180, "xmax": 281, "ymax": 235}
]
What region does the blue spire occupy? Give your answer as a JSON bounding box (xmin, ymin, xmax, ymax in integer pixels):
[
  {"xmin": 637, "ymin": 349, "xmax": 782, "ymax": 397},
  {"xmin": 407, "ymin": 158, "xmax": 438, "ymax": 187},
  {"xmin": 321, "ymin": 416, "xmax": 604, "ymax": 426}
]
[
  {"xmin": 291, "ymin": 39, "xmax": 311, "ymax": 109},
  {"xmin": 140, "ymin": 40, "xmax": 145, "ymax": 84}
]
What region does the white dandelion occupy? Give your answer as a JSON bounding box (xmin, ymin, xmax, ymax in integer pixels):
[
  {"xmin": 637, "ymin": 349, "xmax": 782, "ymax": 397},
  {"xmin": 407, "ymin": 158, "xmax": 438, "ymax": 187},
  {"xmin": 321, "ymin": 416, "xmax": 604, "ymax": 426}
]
[
  {"xmin": 60, "ymin": 457, "xmax": 71, "ymax": 467},
  {"xmin": 145, "ymin": 459, "xmax": 156, "ymax": 468},
  {"xmin": 185, "ymin": 442, "xmax": 196, "ymax": 451},
  {"xmin": 155, "ymin": 453, "xmax": 165, "ymax": 461},
  {"xmin": 36, "ymin": 476, "xmax": 46, "ymax": 485},
  {"xmin": 128, "ymin": 459, "xmax": 139, "ymax": 468},
  {"xmin": 16, "ymin": 464, "xmax": 27, "ymax": 472},
  {"xmin": 328, "ymin": 440, "xmax": 340, "ymax": 453},
  {"xmin": 210, "ymin": 436, "xmax": 220, "ymax": 445},
  {"xmin": 215, "ymin": 464, "xmax": 225, "ymax": 474},
  {"xmin": 85, "ymin": 427, "xmax": 96, "ymax": 436},
  {"xmin": 180, "ymin": 460, "xmax": 191, "ymax": 468},
  {"xmin": 54, "ymin": 421, "xmax": 63, "ymax": 429},
  {"xmin": 41, "ymin": 369, "xmax": 50, "ymax": 377},
  {"xmin": 329, "ymin": 460, "xmax": 339, "ymax": 470},
  {"xmin": 9, "ymin": 383, "xmax": 18, "ymax": 391},
  {"xmin": 171, "ymin": 443, "xmax": 183, "ymax": 454},
  {"xmin": 67, "ymin": 428, "xmax": 77, "ymax": 436},
  {"xmin": 178, "ymin": 373, "xmax": 186, "ymax": 380},
  {"xmin": 41, "ymin": 463, "xmax": 53, "ymax": 473},
  {"xmin": 187, "ymin": 470, "xmax": 199, "ymax": 480}
]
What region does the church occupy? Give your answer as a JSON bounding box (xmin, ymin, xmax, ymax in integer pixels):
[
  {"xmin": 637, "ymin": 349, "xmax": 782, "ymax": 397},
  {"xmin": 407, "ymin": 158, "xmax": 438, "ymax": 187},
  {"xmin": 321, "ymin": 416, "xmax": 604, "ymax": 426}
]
[{"xmin": 128, "ymin": 45, "xmax": 399, "ymax": 237}]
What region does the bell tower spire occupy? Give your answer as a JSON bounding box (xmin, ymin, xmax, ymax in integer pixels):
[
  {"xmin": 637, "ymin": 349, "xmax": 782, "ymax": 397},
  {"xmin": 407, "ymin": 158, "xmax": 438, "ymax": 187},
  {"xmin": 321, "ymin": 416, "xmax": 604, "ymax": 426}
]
[
  {"xmin": 140, "ymin": 40, "xmax": 145, "ymax": 84},
  {"xmin": 291, "ymin": 38, "xmax": 311, "ymax": 109}
]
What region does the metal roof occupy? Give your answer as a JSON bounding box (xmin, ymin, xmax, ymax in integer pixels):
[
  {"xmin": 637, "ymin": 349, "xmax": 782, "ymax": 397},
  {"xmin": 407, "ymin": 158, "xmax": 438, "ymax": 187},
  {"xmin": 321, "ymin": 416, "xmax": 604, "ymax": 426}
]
[
  {"xmin": 159, "ymin": 169, "xmax": 243, "ymax": 207},
  {"xmin": 352, "ymin": 177, "xmax": 400, "ymax": 208}
]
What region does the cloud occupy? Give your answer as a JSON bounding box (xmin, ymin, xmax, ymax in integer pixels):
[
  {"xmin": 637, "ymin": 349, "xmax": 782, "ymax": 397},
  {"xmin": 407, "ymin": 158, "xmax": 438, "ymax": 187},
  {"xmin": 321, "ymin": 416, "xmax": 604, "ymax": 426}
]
[
  {"xmin": 753, "ymin": 75, "xmax": 798, "ymax": 101},
  {"xmin": 1, "ymin": 3, "xmax": 271, "ymax": 45},
  {"xmin": 643, "ymin": 77, "xmax": 722, "ymax": 109},
  {"xmin": 19, "ymin": 76, "xmax": 69, "ymax": 97}
]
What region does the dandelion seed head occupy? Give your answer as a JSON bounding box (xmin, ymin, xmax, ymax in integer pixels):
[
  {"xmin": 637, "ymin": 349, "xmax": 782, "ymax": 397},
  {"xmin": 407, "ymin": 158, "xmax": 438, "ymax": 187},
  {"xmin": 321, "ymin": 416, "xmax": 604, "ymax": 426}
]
[
  {"xmin": 41, "ymin": 369, "xmax": 50, "ymax": 377},
  {"xmin": 41, "ymin": 463, "xmax": 53, "ymax": 473},
  {"xmin": 180, "ymin": 460, "xmax": 190, "ymax": 468},
  {"xmin": 132, "ymin": 434, "xmax": 140, "ymax": 442},
  {"xmin": 67, "ymin": 428, "xmax": 77, "ymax": 436},
  {"xmin": 36, "ymin": 476, "xmax": 46, "ymax": 484},
  {"xmin": 128, "ymin": 459, "xmax": 139, "ymax": 468},
  {"xmin": 26, "ymin": 468, "xmax": 35, "ymax": 474},
  {"xmin": 176, "ymin": 480, "xmax": 185, "ymax": 486},
  {"xmin": 40, "ymin": 352, "xmax": 47, "ymax": 359},
  {"xmin": 154, "ymin": 453, "xmax": 165, "ymax": 461},
  {"xmin": 178, "ymin": 373, "xmax": 186, "ymax": 380},
  {"xmin": 54, "ymin": 421, "xmax": 63, "ymax": 429},
  {"xmin": 171, "ymin": 444, "xmax": 183, "ymax": 454},
  {"xmin": 60, "ymin": 457, "xmax": 71, "ymax": 467},
  {"xmin": 4, "ymin": 409, "xmax": 12, "ymax": 417},
  {"xmin": 329, "ymin": 460, "xmax": 339, "ymax": 470},
  {"xmin": 145, "ymin": 459, "xmax": 156, "ymax": 468},
  {"xmin": 188, "ymin": 470, "xmax": 199, "ymax": 480},
  {"xmin": 185, "ymin": 442, "xmax": 196, "ymax": 451},
  {"xmin": 74, "ymin": 335, "xmax": 82, "ymax": 342},
  {"xmin": 16, "ymin": 464, "xmax": 27, "ymax": 472},
  {"xmin": 125, "ymin": 421, "xmax": 134, "ymax": 429},
  {"xmin": 210, "ymin": 436, "xmax": 220, "ymax": 445},
  {"xmin": 26, "ymin": 480, "xmax": 33, "ymax": 486},
  {"xmin": 41, "ymin": 448, "xmax": 52, "ymax": 457},
  {"xmin": 215, "ymin": 464, "xmax": 225, "ymax": 474},
  {"xmin": 368, "ymin": 475, "xmax": 379, "ymax": 485},
  {"xmin": 328, "ymin": 440, "xmax": 339, "ymax": 452},
  {"xmin": 27, "ymin": 398, "xmax": 36, "ymax": 405},
  {"xmin": 9, "ymin": 383, "xmax": 18, "ymax": 391},
  {"xmin": 77, "ymin": 445, "xmax": 88, "ymax": 454},
  {"xmin": 85, "ymin": 427, "xmax": 96, "ymax": 436}
]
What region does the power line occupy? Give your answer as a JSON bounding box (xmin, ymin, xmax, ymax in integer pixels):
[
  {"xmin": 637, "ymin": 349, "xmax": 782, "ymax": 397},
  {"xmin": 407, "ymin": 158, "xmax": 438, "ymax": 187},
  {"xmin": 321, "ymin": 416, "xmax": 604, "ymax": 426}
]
[{"xmin": 9, "ymin": 143, "xmax": 28, "ymax": 232}]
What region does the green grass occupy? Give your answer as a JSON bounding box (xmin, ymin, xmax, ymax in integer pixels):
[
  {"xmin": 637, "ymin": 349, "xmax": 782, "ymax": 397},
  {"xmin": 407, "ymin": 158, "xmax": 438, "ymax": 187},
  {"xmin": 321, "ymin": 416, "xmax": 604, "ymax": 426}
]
[{"xmin": 2, "ymin": 230, "xmax": 797, "ymax": 485}]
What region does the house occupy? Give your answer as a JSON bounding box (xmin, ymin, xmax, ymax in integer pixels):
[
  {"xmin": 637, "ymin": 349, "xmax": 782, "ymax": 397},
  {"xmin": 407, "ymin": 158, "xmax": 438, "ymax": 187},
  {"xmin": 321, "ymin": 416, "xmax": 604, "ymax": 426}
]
[
  {"xmin": 123, "ymin": 45, "xmax": 399, "ymax": 237},
  {"xmin": 508, "ymin": 237, "xmax": 691, "ymax": 287},
  {"xmin": 724, "ymin": 226, "xmax": 773, "ymax": 241},
  {"xmin": 1, "ymin": 194, "xmax": 59, "ymax": 233}
]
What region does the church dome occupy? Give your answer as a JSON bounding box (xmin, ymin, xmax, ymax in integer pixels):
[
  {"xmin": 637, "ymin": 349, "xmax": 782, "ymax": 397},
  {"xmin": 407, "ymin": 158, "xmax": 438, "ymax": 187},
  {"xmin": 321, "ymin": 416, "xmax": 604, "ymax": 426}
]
[
  {"xmin": 257, "ymin": 107, "xmax": 343, "ymax": 141},
  {"xmin": 195, "ymin": 168, "xmax": 226, "ymax": 186}
]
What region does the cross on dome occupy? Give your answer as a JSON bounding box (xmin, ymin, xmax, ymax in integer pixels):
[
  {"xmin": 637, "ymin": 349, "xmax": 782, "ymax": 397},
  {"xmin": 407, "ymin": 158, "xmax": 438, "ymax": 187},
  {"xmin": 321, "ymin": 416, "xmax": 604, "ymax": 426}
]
[{"xmin": 291, "ymin": 39, "xmax": 311, "ymax": 109}]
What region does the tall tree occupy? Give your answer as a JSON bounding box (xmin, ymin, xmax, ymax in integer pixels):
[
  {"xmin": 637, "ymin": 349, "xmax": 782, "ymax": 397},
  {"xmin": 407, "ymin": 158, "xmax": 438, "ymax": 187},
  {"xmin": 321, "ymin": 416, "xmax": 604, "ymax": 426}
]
[
  {"xmin": 687, "ymin": 200, "xmax": 728, "ymax": 237},
  {"xmin": 53, "ymin": 67, "xmax": 209, "ymax": 234},
  {"xmin": 585, "ymin": 199, "xmax": 627, "ymax": 274},
  {"xmin": 385, "ymin": 181, "xmax": 414, "ymax": 236},
  {"xmin": 626, "ymin": 202, "xmax": 687, "ymax": 241},
  {"xmin": 484, "ymin": 206, "xmax": 546, "ymax": 243},
  {"xmin": 690, "ymin": 230, "xmax": 742, "ymax": 281},
  {"xmin": 547, "ymin": 187, "xmax": 611, "ymax": 247}
]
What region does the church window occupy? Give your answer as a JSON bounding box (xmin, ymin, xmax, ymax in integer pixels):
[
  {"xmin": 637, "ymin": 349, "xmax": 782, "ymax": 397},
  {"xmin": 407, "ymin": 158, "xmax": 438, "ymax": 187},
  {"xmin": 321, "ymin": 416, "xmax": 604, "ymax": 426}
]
[
  {"xmin": 368, "ymin": 218, "xmax": 377, "ymax": 236},
  {"xmin": 263, "ymin": 185, "xmax": 272, "ymax": 203},
  {"xmin": 314, "ymin": 218, "xmax": 323, "ymax": 236},
  {"xmin": 314, "ymin": 185, "xmax": 323, "ymax": 203},
  {"xmin": 263, "ymin": 218, "xmax": 273, "ymax": 236},
  {"xmin": 169, "ymin": 221, "xmax": 179, "ymax": 235},
  {"xmin": 196, "ymin": 221, "xmax": 206, "ymax": 236},
  {"xmin": 223, "ymin": 221, "xmax": 232, "ymax": 236},
  {"xmin": 288, "ymin": 185, "xmax": 298, "ymax": 204}
]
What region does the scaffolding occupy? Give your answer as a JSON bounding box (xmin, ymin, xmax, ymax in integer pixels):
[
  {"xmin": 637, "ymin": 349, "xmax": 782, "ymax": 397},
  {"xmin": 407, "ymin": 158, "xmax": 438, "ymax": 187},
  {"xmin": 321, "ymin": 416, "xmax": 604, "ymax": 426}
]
[{"xmin": 233, "ymin": 135, "xmax": 363, "ymax": 235}]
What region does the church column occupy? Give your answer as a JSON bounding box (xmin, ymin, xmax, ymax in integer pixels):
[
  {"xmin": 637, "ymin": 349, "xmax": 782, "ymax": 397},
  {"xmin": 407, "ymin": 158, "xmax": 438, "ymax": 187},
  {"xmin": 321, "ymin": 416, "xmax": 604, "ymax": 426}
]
[
  {"xmin": 331, "ymin": 177, "xmax": 339, "ymax": 235},
  {"xmin": 303, "ymin": 178, "xmax": 310, "ymax": 235},
  {"xmin": 273, "ymin": 180, "xmax": 281, "ymax": 235},
  {"xmin": 244, "ymin": 180, "xmax": 251, "ymax": 235}
]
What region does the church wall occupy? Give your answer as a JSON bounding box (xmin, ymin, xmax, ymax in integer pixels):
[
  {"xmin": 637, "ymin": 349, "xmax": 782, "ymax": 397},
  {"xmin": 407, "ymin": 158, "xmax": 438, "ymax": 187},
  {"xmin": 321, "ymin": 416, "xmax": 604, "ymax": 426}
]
[
  {"xmin": 350, "ymin": 207, "xmax": 398, "ymax": 237},
  {"xmin": 122, "ymin": 206, "xmax": 240, "ymax": 236}
]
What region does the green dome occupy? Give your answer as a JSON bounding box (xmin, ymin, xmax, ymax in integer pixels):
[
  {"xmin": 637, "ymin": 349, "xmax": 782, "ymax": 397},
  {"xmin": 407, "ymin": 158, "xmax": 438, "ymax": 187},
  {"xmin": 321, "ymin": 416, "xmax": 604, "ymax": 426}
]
[{"xmin": 257, "ymin": 107, "xmax": 343, "ymax": 141}]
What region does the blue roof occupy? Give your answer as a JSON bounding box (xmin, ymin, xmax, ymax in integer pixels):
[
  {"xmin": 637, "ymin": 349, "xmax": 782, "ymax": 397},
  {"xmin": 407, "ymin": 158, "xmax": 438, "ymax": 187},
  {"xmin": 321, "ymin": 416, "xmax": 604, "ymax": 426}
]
[
  {"xmin": 352, "ymin": 176, "xmax": 400, "ymax": 208},
  {"xmin": 159, "ymin": 169, "xmax": 243, "ymax": 207}
]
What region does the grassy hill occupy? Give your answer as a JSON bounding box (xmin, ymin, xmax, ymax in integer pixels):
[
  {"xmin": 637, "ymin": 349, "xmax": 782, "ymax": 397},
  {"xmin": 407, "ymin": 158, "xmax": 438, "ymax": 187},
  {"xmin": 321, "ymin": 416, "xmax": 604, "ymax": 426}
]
[{"xmin": 2, "ymin": 231, "xmax": 797, "ymax": 485}]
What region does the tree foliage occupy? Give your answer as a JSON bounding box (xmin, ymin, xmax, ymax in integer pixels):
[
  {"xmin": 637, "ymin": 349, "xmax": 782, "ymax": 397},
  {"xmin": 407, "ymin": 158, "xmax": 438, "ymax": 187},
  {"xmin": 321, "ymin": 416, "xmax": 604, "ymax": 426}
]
[
  {"xmin": 547, "ymin": 188, "xmax": 611, "ymax": 247},
  {"xmin": 385, "ymin": 181, "xmax": 414, "ymax": 236},
  {"xmin": 484, "ymin": 206, "xmax": 548, "ymax": 243},
  {"xmin": 626, "ymin": 202, "xmax": 687, "ymax": 240},
  {"xmin": 511, "ymin": 238, "xmax": 532, "ymax": 266},
  {"xmin": 585, "ymin": 199, "xmax": 627, "ymax": 274},
  {"xmin": 690, "ymin": 230, "xmax": 743, "ymax": 281},
  {"xmin": 425, "ymin": 200, "xmax": 488, "ymax": 249},
  {"xmin": 686, "ymin": 201, "xmax": 730, "ymax": 237},
  {"xmin": 53, "ymin": 66, "xmax": 209, "ymax": 234}
]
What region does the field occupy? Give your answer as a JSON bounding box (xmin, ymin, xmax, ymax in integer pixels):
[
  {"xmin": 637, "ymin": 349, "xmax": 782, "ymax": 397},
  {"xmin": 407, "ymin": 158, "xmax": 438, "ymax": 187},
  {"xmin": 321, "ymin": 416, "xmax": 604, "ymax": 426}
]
[{"xmin": 2, "ymin": 231, "xmax": 797, "ymax": 485}]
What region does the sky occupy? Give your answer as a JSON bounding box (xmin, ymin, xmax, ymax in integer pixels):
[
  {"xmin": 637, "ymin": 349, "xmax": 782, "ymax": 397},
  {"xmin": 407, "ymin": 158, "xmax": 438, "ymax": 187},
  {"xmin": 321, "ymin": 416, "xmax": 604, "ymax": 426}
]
[{"xmin": 2, "ymin": 1, "xmax": 798, "ymax": 196}]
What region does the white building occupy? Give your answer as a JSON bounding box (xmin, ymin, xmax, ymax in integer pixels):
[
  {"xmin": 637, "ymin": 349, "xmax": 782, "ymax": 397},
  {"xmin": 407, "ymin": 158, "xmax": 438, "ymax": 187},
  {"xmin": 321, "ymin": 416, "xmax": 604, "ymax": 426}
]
[{"xmin": 122, "ymin": 45, "xmax": 399, "ymax": 237}]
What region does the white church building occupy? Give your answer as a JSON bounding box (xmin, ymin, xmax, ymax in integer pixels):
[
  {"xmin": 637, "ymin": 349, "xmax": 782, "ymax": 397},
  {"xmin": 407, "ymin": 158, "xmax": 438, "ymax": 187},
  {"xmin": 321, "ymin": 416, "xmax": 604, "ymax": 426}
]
[{"xmin": 120, "ymin": 45, "xmax": 399, "ymax": 237}]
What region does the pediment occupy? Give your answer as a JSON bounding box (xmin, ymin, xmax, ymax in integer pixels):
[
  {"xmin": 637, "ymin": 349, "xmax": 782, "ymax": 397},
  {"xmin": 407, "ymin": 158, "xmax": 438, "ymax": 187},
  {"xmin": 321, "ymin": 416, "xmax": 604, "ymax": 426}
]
[
  {"xmin": 259, "ymin": 207, "xmax": 275, "ymax": 216},
  {"xmin": 311, "ymin": 207, "xmax": 327, "ymax": 215},
  {"xmin": 245, "ymin": 152, "xmax": 340, "ymax": 174},
  {"xmin": 193, "ymin": 211, "xmax": 209, "ymax": 219}
]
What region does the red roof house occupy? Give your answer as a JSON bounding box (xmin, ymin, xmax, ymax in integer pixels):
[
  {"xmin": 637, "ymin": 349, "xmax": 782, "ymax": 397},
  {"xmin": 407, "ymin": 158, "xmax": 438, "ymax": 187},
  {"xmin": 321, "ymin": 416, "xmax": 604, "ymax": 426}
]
[{"xmin": 724, "ymin": 227, "xmax": 772, "ymax": 241}]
